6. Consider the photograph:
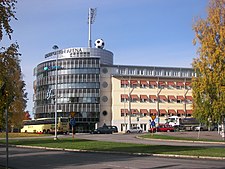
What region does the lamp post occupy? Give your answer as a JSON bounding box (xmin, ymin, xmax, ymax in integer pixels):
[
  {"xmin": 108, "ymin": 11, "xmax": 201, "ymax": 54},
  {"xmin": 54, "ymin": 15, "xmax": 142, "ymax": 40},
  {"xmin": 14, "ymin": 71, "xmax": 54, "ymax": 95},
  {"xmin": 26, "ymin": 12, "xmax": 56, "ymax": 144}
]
[
  {"xmin": 122, "ymin": 77, "xmax": 126, "ymax": 132},
  {"xmin": 6, "ymin": 108, "xmax": 8, "ymax": 169},
  {"xmin": 53, "ymin": 45, "xmax": 59, "ymax": 140},
  {"xmin": 156, "ymin": 83, "xmax": 162, "ymax": 127},
  {"xmin": 184, "ymin": 87, "xmax": 190, "ymax": 117},
  {"xmin": 128, "ymin": 82, "xmax": 134, "ymax": 130}
]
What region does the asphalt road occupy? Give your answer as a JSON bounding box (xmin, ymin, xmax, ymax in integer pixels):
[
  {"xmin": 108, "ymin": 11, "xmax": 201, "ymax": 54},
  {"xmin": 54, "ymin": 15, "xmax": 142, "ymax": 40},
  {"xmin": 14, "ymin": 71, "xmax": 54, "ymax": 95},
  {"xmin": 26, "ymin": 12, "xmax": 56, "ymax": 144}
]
[
  {"xmin": 72, "ymin": 132, "xmax": 225, "ymax": 148},
  {"xmin": 1, "ymin": 146, "xmax": 225, "ymax": 169}
]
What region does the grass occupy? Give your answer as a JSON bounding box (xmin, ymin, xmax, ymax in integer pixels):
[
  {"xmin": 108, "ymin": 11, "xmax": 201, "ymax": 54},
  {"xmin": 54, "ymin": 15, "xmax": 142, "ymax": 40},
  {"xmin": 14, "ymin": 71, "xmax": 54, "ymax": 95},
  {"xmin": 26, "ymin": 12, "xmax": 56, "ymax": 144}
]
[
  {"xmin": 0, "ymin": 132, "xmax": 51, "ymax": 138},
  {"xmin": 0, "ymin": 137, "xmax": 225, "ymax": 157},
  {"xmin": 140, "ymin": 133, "xmax": 225, "ymax": 142}
]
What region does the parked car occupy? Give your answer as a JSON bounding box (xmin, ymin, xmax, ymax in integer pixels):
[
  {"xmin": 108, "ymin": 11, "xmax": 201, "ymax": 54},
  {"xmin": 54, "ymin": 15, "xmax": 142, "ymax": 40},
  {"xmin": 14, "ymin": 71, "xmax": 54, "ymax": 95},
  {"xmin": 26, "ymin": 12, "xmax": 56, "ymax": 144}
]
[
  {"xmin": 90, "ymin": 126, "xmax": 113, "ymax": 134},
  {"xmin": 126, "ymin": 127, "xmax": 143, "ymax": 133},
  {"xmin": 194, "ymin": 124, "xmax": 222, "ymax": 131},
  {"xmin": 194, "ymin": 126, "xmax": 208, "ymax": 131},
  {"xmin": 107, "ymin": 126, "xmax": 118, "ymax": 133},
  {"xmin": 148, "ymin": 124, "xmax": 175, "ymax": 133}
]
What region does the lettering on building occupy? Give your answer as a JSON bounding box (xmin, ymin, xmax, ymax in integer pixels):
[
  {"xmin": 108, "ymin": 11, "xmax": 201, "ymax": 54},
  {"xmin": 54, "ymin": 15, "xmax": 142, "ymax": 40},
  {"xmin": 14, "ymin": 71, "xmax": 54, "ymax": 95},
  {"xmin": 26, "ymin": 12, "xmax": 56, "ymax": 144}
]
[{"xmin": 45, "ymin": 48, "xmax": 84, "ymax": 58}]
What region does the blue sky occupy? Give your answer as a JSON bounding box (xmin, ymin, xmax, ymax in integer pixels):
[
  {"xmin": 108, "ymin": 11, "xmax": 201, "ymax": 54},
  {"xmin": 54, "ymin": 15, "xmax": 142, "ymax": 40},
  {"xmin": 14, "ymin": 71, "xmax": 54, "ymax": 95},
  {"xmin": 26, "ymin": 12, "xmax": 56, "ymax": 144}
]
[{"xmin": 1, "ymin": 0, "xmax": 208, "ymax": 116}]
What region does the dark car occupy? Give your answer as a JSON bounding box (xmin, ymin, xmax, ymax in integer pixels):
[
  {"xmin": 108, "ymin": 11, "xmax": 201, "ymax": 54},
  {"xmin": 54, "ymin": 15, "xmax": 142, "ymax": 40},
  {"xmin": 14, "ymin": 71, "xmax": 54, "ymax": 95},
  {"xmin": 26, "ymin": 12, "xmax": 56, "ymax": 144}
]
[
  {"xmin": 90, "ymin": 126, "xmax": 113, "ymax": 134},
  {"xmin": 107, "ymin": 126, "xmax": 118, "ymax": 133},
  {"xmin": 149, "ymin": 124, "xmax": 174, "ymax": 133}
]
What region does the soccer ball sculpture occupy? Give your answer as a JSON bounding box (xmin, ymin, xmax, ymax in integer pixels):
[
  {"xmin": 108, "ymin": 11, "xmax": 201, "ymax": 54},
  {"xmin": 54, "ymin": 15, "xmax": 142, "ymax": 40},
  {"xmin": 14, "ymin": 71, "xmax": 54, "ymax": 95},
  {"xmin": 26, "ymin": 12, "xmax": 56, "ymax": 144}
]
[{"xmin": 94, "ymin": 39, "xmax": 105, "ymax": 49}]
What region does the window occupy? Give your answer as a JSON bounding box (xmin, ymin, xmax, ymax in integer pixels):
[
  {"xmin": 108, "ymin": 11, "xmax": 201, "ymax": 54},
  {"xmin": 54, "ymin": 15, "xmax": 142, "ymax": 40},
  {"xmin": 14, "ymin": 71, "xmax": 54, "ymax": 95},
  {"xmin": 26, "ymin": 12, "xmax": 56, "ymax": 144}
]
[
  {"xmin": 185, "ymin": 82, "xmax": 191, "ymax": 90},
  {"xmin": 149, "ymin": 95, "xmax": 157, "ymax": 103},
  {"xmin": 140, "ymin": 95, "xmax": 148, "ymax": 103},
  {"xmin": 168, "ymin": 95, "xmax": 176, "ymax": 103},
  {"xmin": 177, "ymin": 96, "xmax": 185, "ymax": 103},
  {"xmin": 130, "ymin": 95, "xmax": 139, "ymax": 102},
  {"xmin": 121, "ymin": 80, "xmax": 129, "ymax": 88},
  {"xmin": 186, "ymin": 96, "xmax": 192, "ymax": 104},
  {"xmin": 167, "ymin": 81, "xmax": 175, "ymax": 89},
  {"xmin": 159, "ymin": 109, "xmax": 167, "ymax": 117},
  {"xmin": 130, "ymin": 80, "xmax": 138, "ymax": 88},
  {"xmin": 140, "ymin": 109, "xmax": 148, "ymax": 116},
  {"xmin": 159, "ymin": 95, "xmax": 167, "ymax": 103},
  {"xmin": 149, "ymin": 109, "xmax": 157, "ymax": 116},
  {"xmin": 121, "ymin": 109, "xmax": 128, "ymax": 117},
  {"xmin": 131, "ymin": 109, "xmax": 139, "ymax": 116},
  {"xmin": 168, "ymin": 109, "xmax": 176, "ymax": 116},
  {"xmin": 149, "ymin": 81, "xmax": 157, "ymax": 89},
  {"xmin": 121, "ymin": 94, "xmax": 129, "ymax": 102},
  {"xmin": 158, "ymin": 81, "xmax": 166, "ymax": 89},
  {"xmin": 140, "ymin": 80, "xmax": 148, "ymax": 88},
  {"xmin": 102, "ymin": 96, "xmax": 108, "ymax": 102},
  {"xmin": 102, "ymin": 111, "xmax": 107, "ymax": 116},
  {"xmin": 176, "ymin": 82, "xmax": 184, "ymax": 89},
  {"xmin": 177, "ymin": 110, "xmax": 185, "ymax": 117},
  {"xmin": 186, "ymin": 110, "xmax": 193, "ymax": 116}
]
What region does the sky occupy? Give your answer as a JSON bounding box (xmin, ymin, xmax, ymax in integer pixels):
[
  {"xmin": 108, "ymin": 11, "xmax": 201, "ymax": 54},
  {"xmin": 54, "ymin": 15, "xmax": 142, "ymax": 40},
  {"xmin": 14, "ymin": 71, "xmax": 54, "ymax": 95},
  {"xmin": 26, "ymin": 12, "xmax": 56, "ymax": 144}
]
[{"xmin": 1, "ymin": 0, "xmax": 208, "ymax": 116}]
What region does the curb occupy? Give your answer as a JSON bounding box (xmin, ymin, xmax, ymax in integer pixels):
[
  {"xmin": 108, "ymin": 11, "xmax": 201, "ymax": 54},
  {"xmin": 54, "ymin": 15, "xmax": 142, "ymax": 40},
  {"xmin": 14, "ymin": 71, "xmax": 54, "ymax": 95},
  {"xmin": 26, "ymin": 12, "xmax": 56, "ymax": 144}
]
[{"xmin": 7, "ymin": 144, "xmax": 225, "ymax": 161}]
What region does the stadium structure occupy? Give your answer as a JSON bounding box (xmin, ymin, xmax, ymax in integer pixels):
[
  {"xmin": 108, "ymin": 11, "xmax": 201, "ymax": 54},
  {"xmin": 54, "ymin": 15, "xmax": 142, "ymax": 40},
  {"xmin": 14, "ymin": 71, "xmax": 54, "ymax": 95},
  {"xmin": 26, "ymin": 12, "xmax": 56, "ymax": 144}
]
[{"xmin": 33, "ymin": 8, "xmax": 194, "ymax": 132}]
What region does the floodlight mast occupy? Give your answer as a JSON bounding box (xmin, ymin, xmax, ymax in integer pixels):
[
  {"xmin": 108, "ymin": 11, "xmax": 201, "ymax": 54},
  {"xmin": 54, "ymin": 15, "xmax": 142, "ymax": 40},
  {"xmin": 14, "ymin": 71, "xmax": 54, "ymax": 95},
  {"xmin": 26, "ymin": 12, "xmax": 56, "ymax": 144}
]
[{"xmin": 88, "ymin": 8, "xmax": 97, "ymax": 48}]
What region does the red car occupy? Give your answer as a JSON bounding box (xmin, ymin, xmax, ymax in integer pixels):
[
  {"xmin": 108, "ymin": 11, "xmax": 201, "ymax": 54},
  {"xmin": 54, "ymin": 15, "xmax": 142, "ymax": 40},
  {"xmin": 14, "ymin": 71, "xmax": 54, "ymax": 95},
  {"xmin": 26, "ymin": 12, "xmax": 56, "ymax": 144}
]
[{"xmin": 148, "ymin": 124, "xmax": 175, "ymax": 133}]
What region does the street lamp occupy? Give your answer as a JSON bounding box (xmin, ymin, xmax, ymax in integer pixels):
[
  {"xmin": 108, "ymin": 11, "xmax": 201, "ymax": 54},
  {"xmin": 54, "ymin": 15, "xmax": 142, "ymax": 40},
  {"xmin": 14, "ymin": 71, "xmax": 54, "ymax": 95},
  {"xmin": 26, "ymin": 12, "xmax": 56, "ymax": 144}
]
[
  {"xmin": 53, "ymin": 45, "xmax": 59, "ymax": 140},
  {"xmin": 156, "ymin": 82, "xmax": 163, "ymax": 127},
  {"xmin": 128, "ymin": 80, "xmax": 134, "ymax": 130},
  {"xmin": 184, "ymin": 87, "xmax": 190, "ymax": 117}
]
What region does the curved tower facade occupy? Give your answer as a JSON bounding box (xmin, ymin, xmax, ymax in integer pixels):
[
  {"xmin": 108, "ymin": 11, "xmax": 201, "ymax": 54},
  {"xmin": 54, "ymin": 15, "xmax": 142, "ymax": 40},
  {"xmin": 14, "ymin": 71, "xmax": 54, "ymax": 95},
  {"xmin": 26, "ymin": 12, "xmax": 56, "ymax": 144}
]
[{"xmin": 33, "ymin": 47, "xmax": 113, "ymax": 132}]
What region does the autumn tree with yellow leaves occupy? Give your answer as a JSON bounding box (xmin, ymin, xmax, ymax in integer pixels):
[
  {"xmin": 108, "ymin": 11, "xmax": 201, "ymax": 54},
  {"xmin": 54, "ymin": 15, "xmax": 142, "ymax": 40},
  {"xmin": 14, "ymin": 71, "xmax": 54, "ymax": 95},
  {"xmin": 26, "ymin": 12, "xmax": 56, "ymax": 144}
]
[
  {"xmin": 192, "ymin": 0, "xmax": 225, "ymax": 125},
  {"xmin": 0, "ymin": 0, "xmax": 27, "ymax": 130}
]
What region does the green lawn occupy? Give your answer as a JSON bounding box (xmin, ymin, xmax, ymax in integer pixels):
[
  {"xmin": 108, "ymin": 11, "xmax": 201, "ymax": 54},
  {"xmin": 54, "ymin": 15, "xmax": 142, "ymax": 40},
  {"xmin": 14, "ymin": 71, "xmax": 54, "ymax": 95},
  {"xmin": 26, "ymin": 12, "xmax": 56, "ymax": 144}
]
[
  {"xmin": 0, "ymin": 137, "xmax": 225, "ymax": 157},
  {"xmin": 0, "ymin": 132, "xmax": 51, "ymax": 138}
]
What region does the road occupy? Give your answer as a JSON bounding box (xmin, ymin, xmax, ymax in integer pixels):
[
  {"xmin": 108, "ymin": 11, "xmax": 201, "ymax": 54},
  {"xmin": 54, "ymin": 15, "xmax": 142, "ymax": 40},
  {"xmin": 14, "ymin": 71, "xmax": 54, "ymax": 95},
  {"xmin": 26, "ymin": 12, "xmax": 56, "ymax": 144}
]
[
  {"xmin": 1, "ymin": 146, "xmax": 225, "ymax": 169},
  {"xmin": 73, "ymin": 132, "xmax": 225, "ymax": 147}
]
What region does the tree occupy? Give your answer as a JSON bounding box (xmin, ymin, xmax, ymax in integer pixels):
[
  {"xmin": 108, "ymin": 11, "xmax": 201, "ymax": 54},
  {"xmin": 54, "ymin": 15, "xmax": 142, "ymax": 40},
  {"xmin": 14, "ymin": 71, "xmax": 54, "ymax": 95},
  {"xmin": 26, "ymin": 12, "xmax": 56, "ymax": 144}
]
[
  {"xmin": 192, "ymin": 0, "xmax": 225, "ymax": 125},
  {"xmin": 0, "ymin": 0, "xmax": 27, "ymax": 130},
  {"xmin": 23, "ymin": 111, "xmax": 31, "ymax": 120},
  {"xmin": 0, "ymin": 43, "xmax": 27, "ymax": 129},
  {"xmin": 0, "ymin": 0, "xmax": 17, "ymax": 40}
]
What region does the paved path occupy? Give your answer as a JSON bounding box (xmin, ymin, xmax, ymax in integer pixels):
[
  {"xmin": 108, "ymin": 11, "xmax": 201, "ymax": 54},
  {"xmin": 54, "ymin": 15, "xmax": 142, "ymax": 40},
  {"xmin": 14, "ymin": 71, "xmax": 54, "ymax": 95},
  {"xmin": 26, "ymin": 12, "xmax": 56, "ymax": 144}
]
[{"xmin": 73, "ymin": 132, "xmax": 225, "ymax": 147}]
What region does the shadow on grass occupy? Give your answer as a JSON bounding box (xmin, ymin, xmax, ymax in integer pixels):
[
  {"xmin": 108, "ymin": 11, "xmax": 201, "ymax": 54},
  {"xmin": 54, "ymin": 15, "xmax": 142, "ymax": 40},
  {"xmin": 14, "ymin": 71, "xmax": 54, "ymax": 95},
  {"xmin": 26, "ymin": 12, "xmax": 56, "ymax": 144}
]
[{"xmin": 88, "ymin": 143, "xmax": 205, "ymax": 154}]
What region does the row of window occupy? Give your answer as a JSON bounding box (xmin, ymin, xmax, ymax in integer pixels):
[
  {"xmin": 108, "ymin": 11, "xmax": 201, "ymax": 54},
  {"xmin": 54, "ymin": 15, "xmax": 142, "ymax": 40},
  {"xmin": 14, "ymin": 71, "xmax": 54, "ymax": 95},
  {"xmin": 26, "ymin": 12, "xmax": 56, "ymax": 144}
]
[
  {"xmin": 39, "ymin": 68, "xmax": 100, "ymax": 78},
  {"xmin": 121, "ymin": 84, "xmax": 191, "ymax": 90},
  {"xmin": 35, "ymin": 103, "xmax": 100, "ymax": 114},
  {"xmin": 58, "ymin": 97, "xmax": 100, "ymax": 104},
  {"xmin": 116, "ymin": 67, "xmax": 194, "ymax": 78},
  {"xmin": 41, "ymin": 82, "xmax": 100, "ymax": 90},
  {"xmin": 120, "ymin": 109, "xmax": 192, "ymax": 117},
  {"xmin": 121, "ymin": 80, "xmax": 191, "ymax": 90},
  {"xmin": 35, "ymin": 89, "xmax": 100, "ymax": 101},
  {"xmin": 121, "ymin": 94, "xmax": 192, "ymax": 104},
  {"xmin": 37, "ymin": 74, "xmax": 100, "ymax": 86},
  {"xmin": 37, "ymin": 58, "xmax": 100, "ymax": 74},
  {"xmin": 35, "ymin": 88, "xmax": 100, "ymax": 100},
  {"xmin": 35, "ymin": 97, "xmax": 100, "ymax": 106},
  {"xmin": 36, "ymin": 112, "xmax": 100, "ymax": 120}
]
